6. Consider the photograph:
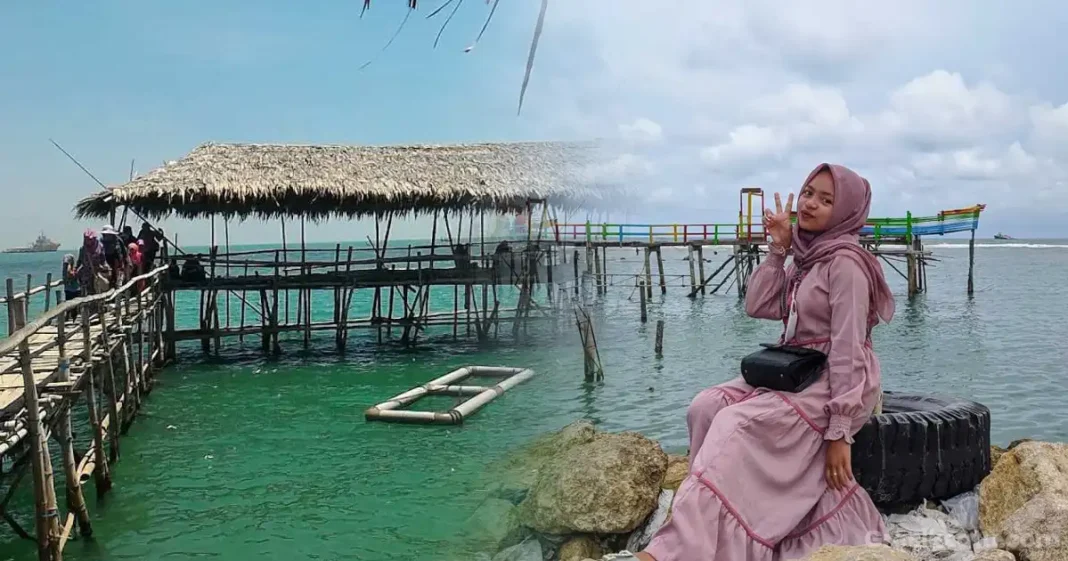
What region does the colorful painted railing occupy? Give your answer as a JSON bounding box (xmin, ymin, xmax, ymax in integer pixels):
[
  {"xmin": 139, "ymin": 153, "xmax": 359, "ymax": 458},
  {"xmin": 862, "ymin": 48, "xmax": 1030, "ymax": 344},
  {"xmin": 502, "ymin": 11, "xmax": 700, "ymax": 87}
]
[
  {"xmin": 549, "ymin": 204, "xmax": 985, "ymax": 244},
  {"xmin": 860, "ymin": 204, "xmax": 986, "ymax": 239},
  {"xmin": 549, "ymin": 221, "xmax": 767, "ymax": 243}
]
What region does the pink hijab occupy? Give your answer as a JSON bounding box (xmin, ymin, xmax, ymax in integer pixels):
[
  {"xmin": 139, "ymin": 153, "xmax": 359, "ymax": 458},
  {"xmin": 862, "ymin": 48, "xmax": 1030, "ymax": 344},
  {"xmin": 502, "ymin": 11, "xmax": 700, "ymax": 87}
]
[{"xmin": 791, "ymin": 163, "xmax": 895, "ymax": 324}]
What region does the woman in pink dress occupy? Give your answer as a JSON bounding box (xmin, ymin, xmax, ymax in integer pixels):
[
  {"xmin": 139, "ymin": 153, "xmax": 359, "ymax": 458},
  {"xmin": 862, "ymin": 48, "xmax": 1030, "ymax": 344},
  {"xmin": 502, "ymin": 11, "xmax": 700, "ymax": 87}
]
[{"xmin": 614, "ymin": 163, "xmax": 896, "ymax": 561}]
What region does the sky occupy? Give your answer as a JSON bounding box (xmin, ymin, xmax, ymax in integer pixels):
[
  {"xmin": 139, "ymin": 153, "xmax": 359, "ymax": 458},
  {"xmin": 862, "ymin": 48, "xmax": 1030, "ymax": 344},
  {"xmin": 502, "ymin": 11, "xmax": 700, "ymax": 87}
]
[{"xmin": 2, "ymin": 1, "xmax": 1068, "ymax": 248}]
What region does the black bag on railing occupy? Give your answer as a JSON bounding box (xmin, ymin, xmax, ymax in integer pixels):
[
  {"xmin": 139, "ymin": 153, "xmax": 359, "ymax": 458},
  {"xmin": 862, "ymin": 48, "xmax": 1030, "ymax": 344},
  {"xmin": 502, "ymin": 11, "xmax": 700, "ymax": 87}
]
[{"xmin": 740, "ymin": 343, "xmax": 826, "ymax": 393}]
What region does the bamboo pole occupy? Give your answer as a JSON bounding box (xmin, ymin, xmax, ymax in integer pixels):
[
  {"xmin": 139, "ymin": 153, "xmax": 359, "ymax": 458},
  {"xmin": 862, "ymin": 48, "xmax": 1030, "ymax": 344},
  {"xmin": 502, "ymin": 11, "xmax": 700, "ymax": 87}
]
[
  {"xmin": 12, "ymin": 301, "xmax": 62, "ymax": 561},
  {"xmin": 643, "ymin": 247, "xmax": 653, "ymax": 299},
  {"xmin": 239, "ymin": 262, "xmax": 248, "ymax": 342},
  {"xmin": 81, "ymin": 306, "xmax": 111, "ymax": 495},
  {"xmin": 697, "ymin": 245, "xmax": 707, "ymax": 295},
  {"xmin": 98, "ymin": 303, "xmax": 121, "ymax": 462},
  {"xmin": 44, "ymin": 273, "xmax": 53, "ymax": 312},
  {"xmin": 687, "ymin": 246, "xmax": 697, "ymax": 293},
  {"xmin": 655, "ymin": 246, "xmax": 667, "ymax": 294},
  {"xmin": 639, "ymin": 278, "xmax": 648, "ymax": 323},
  {"xmin": 225, "ymin": 218, "xmax": 231, "ymax": 329},
  {"xmin": 574, "ymin": 306, "xmax": 604, "ymax": 382},
  {"xmin": 573, "ymin": 250, "xmax": 580, "ymax": 296},
  {"xmin": 55, "ymin": 319, "xmax": 92, "ymax": 539},
  {"xmin": 7, "ymin": 278, "xmax": 15, "ymax": 336},
  {"xmin": 593, "ymin": 246, "xmax": 603, "ymax": 295},
  {"xmin": 281, "ymin": 219, "xmax": 289, "ymax": 327},
  {"xmin": 655, "ymin": 319, "xmax": 664, "ymax": 358},
  {"xmin": 967, "ymin": 229, "xmax": 975, "ymax": 296},
  {"xmin": 301, "ymin": 217, "xmax": 310, "ymax": 349},
  {"xmin": 25, "ymin": 274, "xmax": 32, "ymax": 321}
]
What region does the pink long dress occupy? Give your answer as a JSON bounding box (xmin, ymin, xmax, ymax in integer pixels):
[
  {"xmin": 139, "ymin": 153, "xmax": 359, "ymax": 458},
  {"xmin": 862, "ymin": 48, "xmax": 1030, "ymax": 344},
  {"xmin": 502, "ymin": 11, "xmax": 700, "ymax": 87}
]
[{"xmin": 644, "ymin": 251, "xmax": 888, "ymax": 561}]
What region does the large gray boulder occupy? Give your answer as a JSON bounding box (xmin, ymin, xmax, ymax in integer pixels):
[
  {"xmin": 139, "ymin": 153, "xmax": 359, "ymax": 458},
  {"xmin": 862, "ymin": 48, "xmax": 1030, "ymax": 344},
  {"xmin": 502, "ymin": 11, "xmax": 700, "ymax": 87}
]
[{"xmin": 515, "ymin": 427, "xmax": 668, "ymax": 535}]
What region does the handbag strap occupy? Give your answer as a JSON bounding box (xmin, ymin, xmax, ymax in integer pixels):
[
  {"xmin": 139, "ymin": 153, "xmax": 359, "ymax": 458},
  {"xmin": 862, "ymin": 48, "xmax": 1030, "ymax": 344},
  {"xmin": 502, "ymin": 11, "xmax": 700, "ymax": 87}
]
[{"xmin": 780, "ymin": 269, "xmax": 805, "ymax": 343}]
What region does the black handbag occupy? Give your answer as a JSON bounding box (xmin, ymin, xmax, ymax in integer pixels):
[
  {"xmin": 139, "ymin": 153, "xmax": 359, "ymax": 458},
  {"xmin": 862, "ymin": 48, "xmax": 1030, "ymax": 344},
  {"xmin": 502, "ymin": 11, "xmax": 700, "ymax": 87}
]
[{"xmin": 740, "ymin": 343, "xmax": 827, "ymax": 392}]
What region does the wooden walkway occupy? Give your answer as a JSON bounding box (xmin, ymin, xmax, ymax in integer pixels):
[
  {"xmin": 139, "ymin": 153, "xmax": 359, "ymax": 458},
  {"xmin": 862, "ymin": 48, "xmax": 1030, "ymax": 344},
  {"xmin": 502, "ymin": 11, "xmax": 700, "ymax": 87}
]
[{"xmin": 0, "ymin": 267, "xmax": 171, "ymax": 561}]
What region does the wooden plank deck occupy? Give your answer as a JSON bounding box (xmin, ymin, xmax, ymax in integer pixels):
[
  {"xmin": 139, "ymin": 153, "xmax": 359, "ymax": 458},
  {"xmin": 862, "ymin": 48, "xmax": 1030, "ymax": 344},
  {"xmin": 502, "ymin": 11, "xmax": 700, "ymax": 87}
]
[{"xmin": 0, "ymin": 294, "xmax": 151, "ymax": 418}]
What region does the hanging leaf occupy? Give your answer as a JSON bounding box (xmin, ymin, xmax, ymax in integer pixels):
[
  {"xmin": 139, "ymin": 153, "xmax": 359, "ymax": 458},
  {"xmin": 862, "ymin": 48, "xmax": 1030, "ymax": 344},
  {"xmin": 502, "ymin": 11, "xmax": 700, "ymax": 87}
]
[{"xmin": 518, "ymin": 0, "xmax": 549, "ymax": 115}]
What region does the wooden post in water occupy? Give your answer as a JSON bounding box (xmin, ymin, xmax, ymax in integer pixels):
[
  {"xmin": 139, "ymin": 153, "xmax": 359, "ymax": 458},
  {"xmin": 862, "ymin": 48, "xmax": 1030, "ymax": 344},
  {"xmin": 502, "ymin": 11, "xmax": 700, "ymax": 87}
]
[
  {"xmin": 655, "ymin": 319, "xmax": 664, "ymax": 358},
  {"xmin": 593, "ymin": 246, "xmax": 603, "ymax": 295},
  {"xmin": 639, "ymin": 278, "xmax": 648, "ymax": 323},
  {"xmin": 906, "ymin": 240, "xmax": 919, "ymax": 297},
  {"xmin": 574, "ymin": 305, "xmax": 604, "ymax": 382},
  {"xmin": 13, "ymin": 301, "xmax": 62, "ymax": 561},
  {"xmin": 98, "ymin": 304, "xmax": 121, "ymax": 463},
  {"xmin": 643, "ymin": 247, "xmax": 653, "ymax": 299},
  {"xmin": 687, "ymin": 246, "xmax": 697, "ymax": 293},
  {"xmin": 80, "ymin": 306, "xmax": 111, "ymax": 495},
  {"xmin": 55, "ymin": 319, "xmax": 93, "ymax": 539},
  {"xmin": 6, "ymin": 278, "xmax": 15, "ymax": 336},
  {"xmin": 224, "ymin": 218, "xmax": 231, "ymax": 330},
  {"xmin": 44, "ymin": 273, "xmax": 53, "ymax": 312},
  {"xmin": 696, "ymin": 246, "xmax": 707, "ymax": 295},
  {"xmin": 655, "ymin": 246, "xmax": 667, "ymax": 294},
  {"xmin": 572, "ymin": 250, "xmax": 580, "ymax": 297},
  {"xmin": 601, "ymin": 246, "xmax": 608, "ymax": 292},
  {"xmin": 967, "ymin": 228, "xmax": 976, "ymax": 296}
]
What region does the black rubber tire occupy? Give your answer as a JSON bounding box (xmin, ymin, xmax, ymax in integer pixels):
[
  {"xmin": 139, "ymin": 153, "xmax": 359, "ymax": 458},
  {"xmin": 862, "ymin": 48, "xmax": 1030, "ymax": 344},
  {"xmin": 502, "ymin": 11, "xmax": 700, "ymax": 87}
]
[{"xmin": 850, "ymin": 391, "xmax": 992, "ymax": 507}]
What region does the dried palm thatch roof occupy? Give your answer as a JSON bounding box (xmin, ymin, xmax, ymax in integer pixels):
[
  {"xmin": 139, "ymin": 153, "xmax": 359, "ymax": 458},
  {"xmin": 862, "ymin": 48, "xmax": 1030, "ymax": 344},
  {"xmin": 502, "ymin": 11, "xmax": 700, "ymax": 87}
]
[{"xmin": 73, "ymin": 140, "xmax": 613, "ymax": 221}]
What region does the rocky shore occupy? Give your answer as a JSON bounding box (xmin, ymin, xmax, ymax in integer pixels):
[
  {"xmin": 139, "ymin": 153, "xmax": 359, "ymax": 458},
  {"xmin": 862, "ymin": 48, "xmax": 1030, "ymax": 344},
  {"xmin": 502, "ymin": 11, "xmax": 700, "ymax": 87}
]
[{"xmin": 469, "ymin": 422, "xmax": 1068, "ymax": 561}]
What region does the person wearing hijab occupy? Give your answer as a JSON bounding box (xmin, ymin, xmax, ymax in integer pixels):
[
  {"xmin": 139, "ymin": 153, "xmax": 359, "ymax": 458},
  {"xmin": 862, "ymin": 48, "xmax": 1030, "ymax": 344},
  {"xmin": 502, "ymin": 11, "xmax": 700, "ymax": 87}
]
[
  {"xmin": 62, "ymin": 254, "xmax": 80, "ymax": 320},
  {"xmin": 76, "ymin": 229, "xmax": 107, "ymax": 295},
  {"xmin": 613, "ymin": 164, "xmax": 895, "ymax": 561},
  {"xmin": 127, "ymin": 242, "xmax": 144, "ymax": 291}
]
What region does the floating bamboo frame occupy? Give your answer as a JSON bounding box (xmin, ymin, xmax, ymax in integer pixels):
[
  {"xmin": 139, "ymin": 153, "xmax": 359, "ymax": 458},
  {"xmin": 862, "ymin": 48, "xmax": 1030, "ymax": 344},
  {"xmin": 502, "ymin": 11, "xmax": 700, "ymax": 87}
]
[{"xmin": 364, "ymin": 366, "xmax": 535, "ymax": 425}]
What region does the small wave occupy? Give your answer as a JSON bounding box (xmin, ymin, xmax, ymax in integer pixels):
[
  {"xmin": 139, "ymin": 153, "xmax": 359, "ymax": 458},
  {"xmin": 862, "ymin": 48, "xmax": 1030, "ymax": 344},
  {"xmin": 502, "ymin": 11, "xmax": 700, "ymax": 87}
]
[{"xmin": 926, "ymin": 243, "xmax": 1068, "ymax": 249}]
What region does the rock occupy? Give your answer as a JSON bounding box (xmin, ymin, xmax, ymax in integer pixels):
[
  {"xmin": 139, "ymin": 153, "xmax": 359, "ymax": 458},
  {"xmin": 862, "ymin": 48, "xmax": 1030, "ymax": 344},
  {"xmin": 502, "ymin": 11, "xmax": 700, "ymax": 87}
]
[
  {"xmin": 464, "ymin": 498, "xmax": 523, "ymax": 550},
  {"xmin": 797, "ymin": 544, "xmax": 916, "ymax": 560},
  {"xmin": 973, "ymin": 550, "xmax": 1016, "ymax": 561},
  {"xmin": 979, "ymin": 441, "xmax": 1068, "ymax": 535},
  {"xmin": 991, "ymin": 445, "xmax": 1007, "ymax": 469},
  {"xmin": 662, "ymin": 455, "xmax": 688, "ymax": 490},
  {"xmin": 998, "ymin": 492, "xmax": 1068, "ymax": 561},
  {"xmin": 517, "ymin": 429, "xmax": 668, "ymax": 535},
  {"xmin": 558, "ymin": 536, "xmax": 602, "ymax": 561},
  {"xmin": 1007, "ymin": 438, "xmax": 1034, "ymax": 450},
  {"xmin": 626, "ymin": 488, "xmax": 674, "ymax": 552},
  {"xmin": 489, "ymin": 420, "xmax": 599, "ymax": 491},
  {"xmin": 491, "ymin": 537, "xmax": 542, "ymax": 561}
]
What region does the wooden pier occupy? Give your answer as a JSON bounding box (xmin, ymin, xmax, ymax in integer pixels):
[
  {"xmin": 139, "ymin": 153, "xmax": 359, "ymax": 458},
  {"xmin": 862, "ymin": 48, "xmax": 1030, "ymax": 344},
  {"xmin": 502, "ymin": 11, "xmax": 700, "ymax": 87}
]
[
  {"xmin": 548, "ymin": 195, "xmax": 986, "ymax": 310},
  {"xmin": 0, "ymin": 267, "xmax": 170, "ymax": 561}
]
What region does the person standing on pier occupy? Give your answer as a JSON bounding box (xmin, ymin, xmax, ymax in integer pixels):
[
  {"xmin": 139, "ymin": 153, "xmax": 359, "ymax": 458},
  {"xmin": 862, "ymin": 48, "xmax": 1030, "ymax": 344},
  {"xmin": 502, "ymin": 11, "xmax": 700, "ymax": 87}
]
[
  {"xmin": 610, "ymin": 164, "xmax": 895, "ymax": 561},
  {"xmin": 76, "ymin": 229, "xmax": 107, "ymax": 295},
  {"xmin": 62, "ymin": 253, "xmax": 80, "ymax": 320},
  {"xmin": 138, "ymin": 222, "xmax": 164, "ymax": 271}
]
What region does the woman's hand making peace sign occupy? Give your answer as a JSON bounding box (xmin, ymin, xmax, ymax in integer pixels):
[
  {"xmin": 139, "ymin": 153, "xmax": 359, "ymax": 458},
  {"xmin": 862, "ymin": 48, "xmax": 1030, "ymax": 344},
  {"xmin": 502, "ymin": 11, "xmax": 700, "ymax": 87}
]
[{"xmin": 763, "ymin": 192, "xmax": 794, "ymax": 251}]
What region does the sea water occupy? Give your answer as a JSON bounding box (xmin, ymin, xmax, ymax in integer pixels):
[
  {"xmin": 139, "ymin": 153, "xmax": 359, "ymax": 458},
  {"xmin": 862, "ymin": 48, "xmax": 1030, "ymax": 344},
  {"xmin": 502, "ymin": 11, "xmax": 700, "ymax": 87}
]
[{"xmin": 1, "ymin": 239, "xmax": 1067, "ymax": 561}]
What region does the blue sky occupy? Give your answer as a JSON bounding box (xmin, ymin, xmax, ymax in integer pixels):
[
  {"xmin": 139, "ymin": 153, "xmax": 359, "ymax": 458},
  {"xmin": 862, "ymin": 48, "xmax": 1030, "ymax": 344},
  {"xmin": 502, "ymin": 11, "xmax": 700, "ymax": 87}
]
[
  {"xmin": 3, "ymin": 1, "xmax": 1068, "ymax": 248},
  {"xmin": 0, "ymin": 1, "xmax": 549, "ymax": 246}
]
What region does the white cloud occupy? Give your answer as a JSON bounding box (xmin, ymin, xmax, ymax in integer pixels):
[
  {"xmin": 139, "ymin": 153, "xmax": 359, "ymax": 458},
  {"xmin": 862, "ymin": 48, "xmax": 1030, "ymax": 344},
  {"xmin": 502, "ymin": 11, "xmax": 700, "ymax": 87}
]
[
  {"xmin": 520, "ymin": 0, "xmax": 1068, "ymax": 228},
  {"xmin": 619, "ymin": 118, "xmax": 663, "ymax": 144}
]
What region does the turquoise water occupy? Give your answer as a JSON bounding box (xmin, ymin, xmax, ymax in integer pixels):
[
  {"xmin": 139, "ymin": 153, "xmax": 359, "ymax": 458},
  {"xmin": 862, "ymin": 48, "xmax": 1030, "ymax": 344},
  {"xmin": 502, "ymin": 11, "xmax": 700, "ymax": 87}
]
[{"xmin": 2, "ymin": 239, "xmax": 1068, "ymax": 560}]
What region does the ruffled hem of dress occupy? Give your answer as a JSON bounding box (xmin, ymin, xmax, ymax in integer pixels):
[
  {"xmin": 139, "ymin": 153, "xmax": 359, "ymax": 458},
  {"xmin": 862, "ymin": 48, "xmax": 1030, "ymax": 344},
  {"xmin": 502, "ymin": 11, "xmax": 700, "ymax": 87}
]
[
  {"xmin": 777, "ymin": 484, "xmax": 888, "ymax": 560},
  {"xmin": 644, "ymin": 477, "xmax": 776, "ymax": 561}
]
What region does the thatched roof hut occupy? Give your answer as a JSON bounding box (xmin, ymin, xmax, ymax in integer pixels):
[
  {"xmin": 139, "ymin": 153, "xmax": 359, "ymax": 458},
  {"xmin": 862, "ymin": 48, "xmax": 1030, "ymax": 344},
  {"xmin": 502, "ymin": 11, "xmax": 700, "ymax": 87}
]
[{"xmin": 74, "ymin": 140, "xmax": 611, "ymax": 221}]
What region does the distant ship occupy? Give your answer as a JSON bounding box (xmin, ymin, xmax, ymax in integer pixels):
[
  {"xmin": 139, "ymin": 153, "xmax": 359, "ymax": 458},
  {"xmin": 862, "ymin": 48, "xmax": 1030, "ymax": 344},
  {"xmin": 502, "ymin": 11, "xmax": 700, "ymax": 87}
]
[
  {"xmin": 3, "ymin": 232, "xmax": 61, "ymax": 254},
  {"xmin": 993, "ymin": 232, "xmax": 1013, "ymax": 240}
]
